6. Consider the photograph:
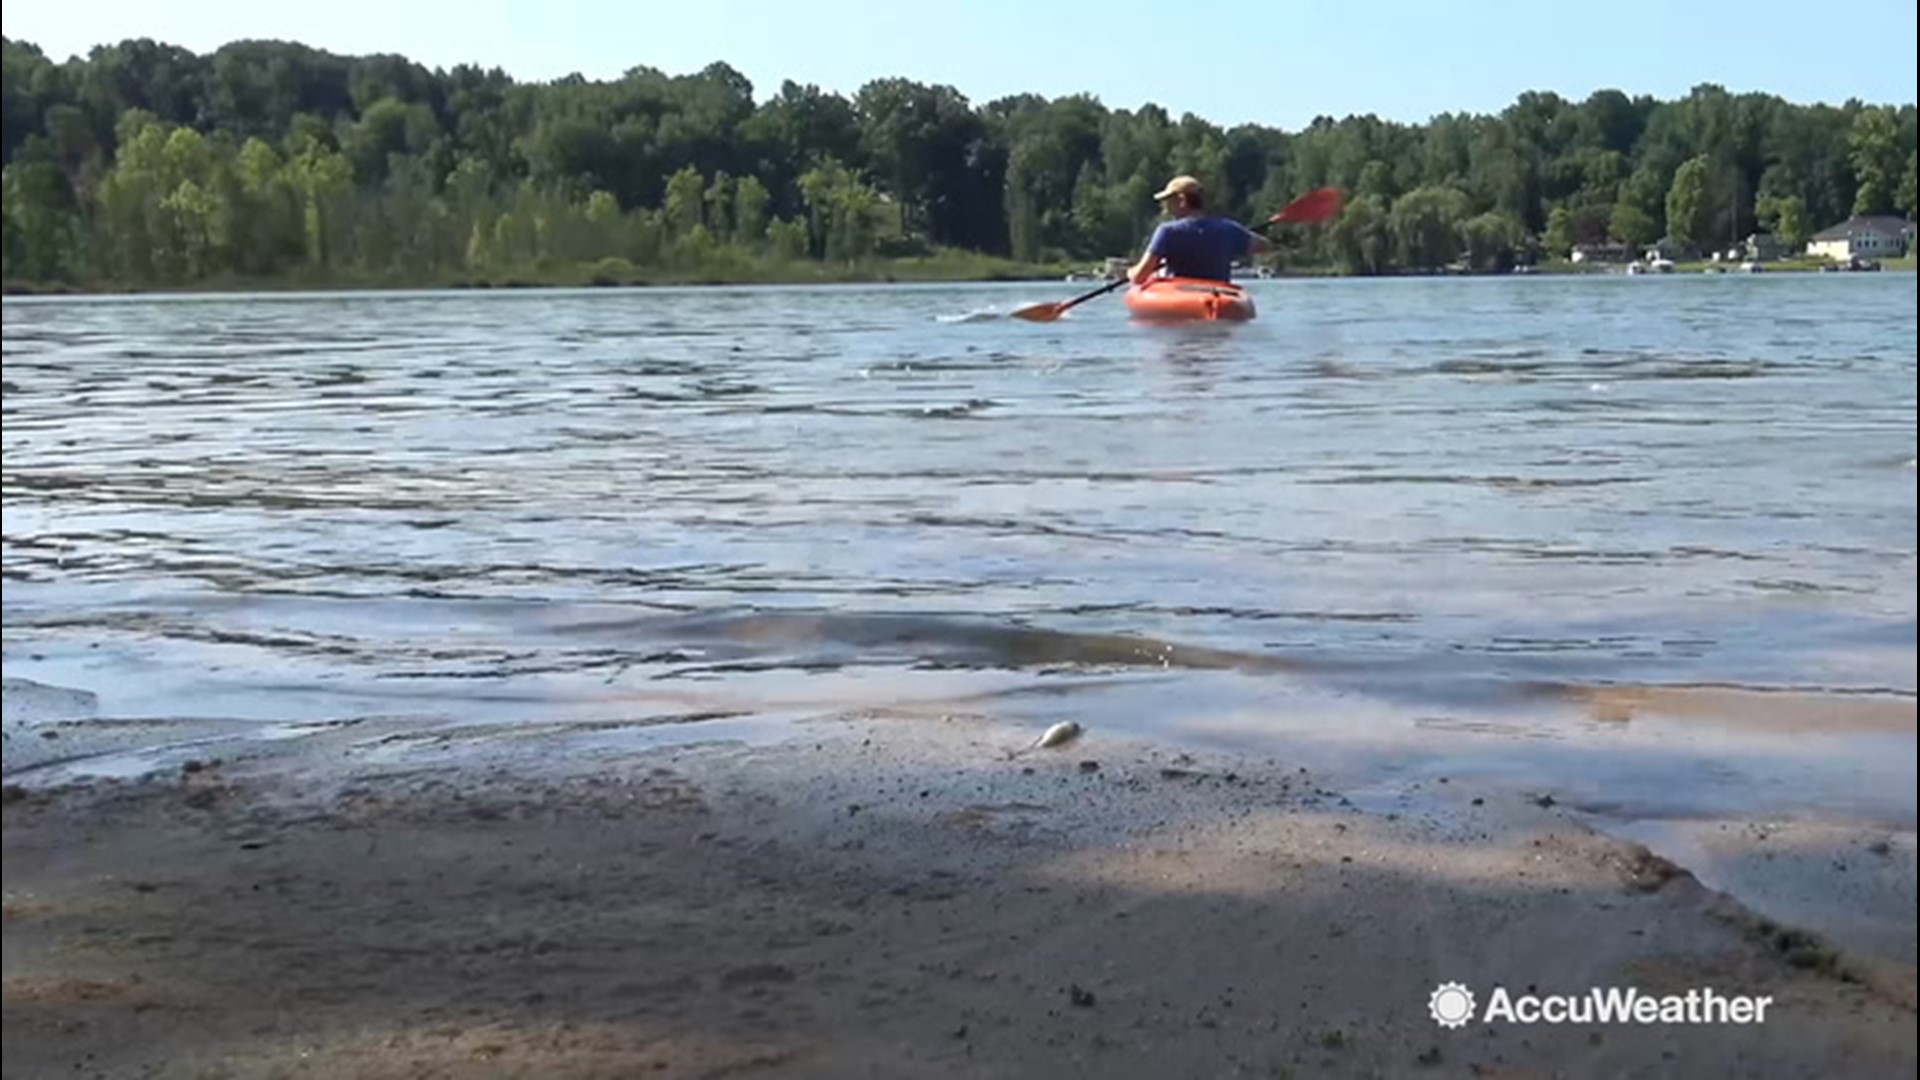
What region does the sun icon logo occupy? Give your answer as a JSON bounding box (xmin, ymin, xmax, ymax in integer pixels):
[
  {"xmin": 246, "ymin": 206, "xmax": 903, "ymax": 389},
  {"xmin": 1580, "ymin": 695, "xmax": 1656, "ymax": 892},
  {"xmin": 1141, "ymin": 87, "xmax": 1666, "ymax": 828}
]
[{"xmin": 1429, "ymin": 982, "xmax": 1476, "ymax": 1028}]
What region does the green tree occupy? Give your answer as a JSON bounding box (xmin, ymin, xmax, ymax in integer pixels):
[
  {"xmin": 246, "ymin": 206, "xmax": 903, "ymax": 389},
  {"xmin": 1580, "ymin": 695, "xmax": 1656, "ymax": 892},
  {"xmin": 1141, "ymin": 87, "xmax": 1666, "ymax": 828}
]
[
  {"xmin": 854, "ymin": 78, "xmax": 987, "ymax": 245},
  {"xmin": 766, "ymin": 216, "xmax": 808, "ymax": 260},
  {"xmin": 1326, "ymin": 194, "xmax": 1391, "ymax": 275},
  {"xmin": 1665, "ymin": 155, "xmax": 1711, "ymax": 251},
  {"xmin": 1389, "ymin": 184, "xmax": 1471, "ymax": 269},
  {"xmin": 1566, "ymin": 203, "xmax": 1613, "ymax": 246},
  {"xmin": 733, "ymin": 175, "xmax": 770, "ymax": 246},
  {"xmin": 676, "ymin": 222, "xmax": 718, "ymax": 263},
  {"xmin": 160, "ymin": 177, "xmax": 223, "ymax": 278},
  {"xmin": 703, "ymin": 171, "xmax": 734, "ymax": 241},
  {"xmin": 1543, "ymin": 205, "xmax": 1575, "ymax": 255},
  {"xmin": 798, "ymin": 158, "xmax": 881, "ymax": 261},
  {"xmin": 1848, "ymin": 106, "xmax": 1900, "ymax": 216},
  {"xmin": 463, "ymin": 217, "xmax": 491, "ymax": 269},
  {"xmin": 1460, "ymin": 210, "xmax": 1526, "ymax": 270},
  {"xmin": 1756, "ymin": 193, "xmax": 1809, "ymax": 249},
  {"xmin": 284, "ymin": 133, "xmax": 355, "ymax": 268},
  {"xmin": 231, "ymin": 137, "xmax": 299, "ymax": 273},
  {"xmin": 1610, "ymin": 202, "xmax": 1658, "ymax": 247},
  {"xmin": 346, "ymin": 97, "xmax": 438, "ymax": 185},
  {"xmin": 2, "ymin": 156, "xmax": 83, "ymax": 281},
  {"xmin": 585, "ymin": 189, "xmax": 620, "ymax": 230},
  {"xmin": 1898, "ymin": 150, "xmax": 1917, "ymax": 219},
  {"xmin": 1775, "ymin": 195, "xmax": 1808, "ymax": 250},
  {"xmin": 93, "ymin": 117, "xmax": 235, "ymax": 281},
  {"xmin": 662, "ymin": 165, "xmax": 706, "ymax": 237}
]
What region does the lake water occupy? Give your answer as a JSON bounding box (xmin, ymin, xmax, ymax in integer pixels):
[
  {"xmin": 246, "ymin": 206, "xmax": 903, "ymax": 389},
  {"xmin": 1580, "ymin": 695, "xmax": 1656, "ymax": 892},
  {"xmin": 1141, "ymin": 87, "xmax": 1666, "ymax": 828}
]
[{"xmin": 3, "ymin": 276, "xmax": 1916, "ymax": 828}]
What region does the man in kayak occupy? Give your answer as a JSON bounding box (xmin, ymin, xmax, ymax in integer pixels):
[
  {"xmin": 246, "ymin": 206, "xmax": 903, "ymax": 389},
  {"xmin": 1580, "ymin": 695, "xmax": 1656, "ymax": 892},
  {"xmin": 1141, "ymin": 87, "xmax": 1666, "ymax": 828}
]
[{"xmin": 1128, "ymin": 175, "xmax": 1272, "ymax": 285}]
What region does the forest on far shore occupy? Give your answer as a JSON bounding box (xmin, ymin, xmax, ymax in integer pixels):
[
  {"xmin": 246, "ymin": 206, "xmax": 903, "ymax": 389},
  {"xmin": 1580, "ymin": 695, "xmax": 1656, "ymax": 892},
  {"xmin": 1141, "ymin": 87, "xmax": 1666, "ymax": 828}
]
[{"xmin": 3, "ymin": 36, "xmax": 1916, "ymax": 288}]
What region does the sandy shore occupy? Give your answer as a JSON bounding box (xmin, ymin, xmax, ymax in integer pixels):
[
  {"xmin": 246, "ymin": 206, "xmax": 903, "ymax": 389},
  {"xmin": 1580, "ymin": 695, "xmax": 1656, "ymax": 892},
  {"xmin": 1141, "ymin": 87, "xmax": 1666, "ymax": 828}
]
[{"xmin": 4, "ymin": 711, "xmax": 1915, "ymax": 1079}]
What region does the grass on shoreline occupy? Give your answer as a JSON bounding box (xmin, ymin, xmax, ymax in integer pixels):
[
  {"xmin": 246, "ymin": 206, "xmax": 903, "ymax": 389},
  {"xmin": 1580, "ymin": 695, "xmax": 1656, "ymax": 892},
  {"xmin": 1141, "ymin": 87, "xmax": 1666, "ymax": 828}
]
[
  {"xmin": 2, "ymin": 250, "xmax": 1088, "ymax": 297},
  {"xmin": 6, "ymin": 251, "xmax": 1912, "ymax": 297}
]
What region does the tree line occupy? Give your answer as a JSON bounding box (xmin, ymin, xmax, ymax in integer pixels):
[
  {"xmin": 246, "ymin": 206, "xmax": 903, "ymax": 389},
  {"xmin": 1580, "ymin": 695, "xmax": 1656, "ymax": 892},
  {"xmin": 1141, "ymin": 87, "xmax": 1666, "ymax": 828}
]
[{"xmin": 3, "ymin": 36, "xmax": 1917, "ymax": 286}]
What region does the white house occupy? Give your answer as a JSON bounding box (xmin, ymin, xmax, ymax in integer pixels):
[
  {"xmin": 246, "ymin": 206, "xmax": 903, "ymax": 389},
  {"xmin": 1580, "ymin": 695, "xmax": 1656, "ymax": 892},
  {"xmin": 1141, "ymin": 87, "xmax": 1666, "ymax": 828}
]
[{"xmin": 1806, "ymin": 216, "xmax": 1912, "ymax": 261}]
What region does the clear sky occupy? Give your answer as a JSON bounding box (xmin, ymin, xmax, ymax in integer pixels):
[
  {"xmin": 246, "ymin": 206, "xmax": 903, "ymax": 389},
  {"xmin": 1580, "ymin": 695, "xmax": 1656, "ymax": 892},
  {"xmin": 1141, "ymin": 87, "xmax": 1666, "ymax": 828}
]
[{"xmin": 5, "ymin": 0, "xmax": 1916, "ymax": 130}]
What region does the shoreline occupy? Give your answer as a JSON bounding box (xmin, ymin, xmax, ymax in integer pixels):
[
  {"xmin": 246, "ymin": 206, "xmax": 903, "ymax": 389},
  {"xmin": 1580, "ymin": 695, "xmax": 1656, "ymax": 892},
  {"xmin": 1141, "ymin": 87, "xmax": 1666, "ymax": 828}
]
[
  {"xmin": 7, "ymin": 256, "xmax": 1912, "ymax": 299},
  {"xmin": 5, "ymin": 709, "xmax": 1914, "ymax": 1078},
  {"xmin": 2, "ymin": 258, "xmax": 1083, "ymax": 299},
  {"xmin": 7, "ymin": 259, "xmax": 1912, "ymax": 295}
]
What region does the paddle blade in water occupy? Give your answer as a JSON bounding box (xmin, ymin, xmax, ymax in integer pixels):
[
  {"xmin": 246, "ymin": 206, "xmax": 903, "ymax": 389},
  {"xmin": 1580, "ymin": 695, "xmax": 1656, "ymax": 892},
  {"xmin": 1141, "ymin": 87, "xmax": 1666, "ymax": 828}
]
[
  {"xmin": 1268, "ymin": 186, "xmax": 1345, "ymax": 226},
  {"xmin": 1008, "ymin": 301, "xmax": 1066, "ymax": 322},
  {"xmin": 1010, "ymin": 277, "xmax": 1127, "ymax": 322}
]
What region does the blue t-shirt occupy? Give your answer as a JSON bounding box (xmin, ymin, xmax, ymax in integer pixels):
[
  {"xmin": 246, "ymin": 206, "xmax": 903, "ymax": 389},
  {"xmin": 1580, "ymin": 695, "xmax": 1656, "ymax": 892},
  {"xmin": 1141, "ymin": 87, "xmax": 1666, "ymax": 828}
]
[{"xmin": 1147, "ymin": 217, "xmax": 1255, "ymax": 281}]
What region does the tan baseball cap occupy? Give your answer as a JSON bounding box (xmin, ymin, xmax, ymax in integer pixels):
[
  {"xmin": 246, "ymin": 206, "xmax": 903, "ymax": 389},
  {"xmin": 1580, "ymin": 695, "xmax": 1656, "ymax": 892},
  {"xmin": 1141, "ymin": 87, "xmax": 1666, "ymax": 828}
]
[{"xmin": 1153, "ymin": 175, "xmax": 1205, "ymax": 201}]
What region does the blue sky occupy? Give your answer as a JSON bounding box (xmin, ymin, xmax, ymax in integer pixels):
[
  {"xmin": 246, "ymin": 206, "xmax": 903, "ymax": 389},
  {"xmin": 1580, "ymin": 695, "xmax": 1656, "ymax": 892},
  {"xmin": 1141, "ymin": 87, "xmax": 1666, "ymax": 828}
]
[{"xmin": 5, "ymin": 0, "xmax": 1915, "ymax": 130}]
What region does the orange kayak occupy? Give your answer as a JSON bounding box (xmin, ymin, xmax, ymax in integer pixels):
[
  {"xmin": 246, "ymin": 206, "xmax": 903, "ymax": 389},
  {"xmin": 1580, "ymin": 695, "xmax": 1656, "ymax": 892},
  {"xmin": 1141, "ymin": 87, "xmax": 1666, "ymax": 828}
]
[{"xmin": 1124, "ymin": 277, "xmax": 1257, "ymax": 322}]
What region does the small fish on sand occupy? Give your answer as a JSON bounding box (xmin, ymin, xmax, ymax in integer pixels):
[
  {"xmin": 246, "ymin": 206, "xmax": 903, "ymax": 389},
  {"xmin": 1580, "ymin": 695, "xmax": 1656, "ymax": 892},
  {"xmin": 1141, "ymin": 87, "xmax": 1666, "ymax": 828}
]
[
  {"xmin": 1035, "ymin": 721, "xmax": 1083, "ymax": 749},
  {"xmin": 1005, "ymin": 721, "xmax": 1084, "ymax": 760}
]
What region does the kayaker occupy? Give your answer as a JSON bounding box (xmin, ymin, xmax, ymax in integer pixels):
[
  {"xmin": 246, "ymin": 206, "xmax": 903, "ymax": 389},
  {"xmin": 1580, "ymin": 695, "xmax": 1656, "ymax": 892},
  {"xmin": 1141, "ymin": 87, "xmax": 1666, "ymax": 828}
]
[{"xmin": 1128, "ymin": 175, "xmax": 1272, "ymax": 285}]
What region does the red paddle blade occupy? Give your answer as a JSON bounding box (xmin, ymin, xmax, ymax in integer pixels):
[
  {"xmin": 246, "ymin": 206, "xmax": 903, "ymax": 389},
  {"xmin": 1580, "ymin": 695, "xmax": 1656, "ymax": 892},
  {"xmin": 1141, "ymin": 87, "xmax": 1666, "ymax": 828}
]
[
  {"xmin": 1267, "ymin": 186, "xmax": 1345, "ymax": 225},
  {"xmin": 1009, "ymin": 301, "xmax": 1066, "ymax": 322}
]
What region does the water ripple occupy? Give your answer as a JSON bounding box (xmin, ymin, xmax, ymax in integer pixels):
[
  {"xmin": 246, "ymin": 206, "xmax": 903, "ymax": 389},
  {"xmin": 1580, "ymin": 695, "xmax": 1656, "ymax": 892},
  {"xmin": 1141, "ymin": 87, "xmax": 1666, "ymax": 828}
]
[{"xmin": 3, "ymin": 277, "xmax": 1914, "ymax": 741}]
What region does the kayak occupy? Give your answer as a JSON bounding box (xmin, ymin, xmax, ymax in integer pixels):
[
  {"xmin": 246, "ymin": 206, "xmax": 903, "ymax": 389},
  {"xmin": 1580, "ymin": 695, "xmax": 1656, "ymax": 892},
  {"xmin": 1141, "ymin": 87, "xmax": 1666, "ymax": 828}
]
[{"xmin": 1124, "ymin": 277, "xmax": 1257, "ymax": 322}]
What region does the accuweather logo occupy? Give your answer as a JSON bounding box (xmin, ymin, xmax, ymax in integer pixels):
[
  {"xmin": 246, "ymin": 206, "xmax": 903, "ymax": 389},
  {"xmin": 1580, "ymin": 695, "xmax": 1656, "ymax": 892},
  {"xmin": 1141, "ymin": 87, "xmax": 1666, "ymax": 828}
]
[
  {"xmin": 1428, "ymin": 983, "xmax": 1774, "ymax": 1027},
  {"xmin": 1429, "ymin": 983, "xmax": 1478, "ymax": 1028}
]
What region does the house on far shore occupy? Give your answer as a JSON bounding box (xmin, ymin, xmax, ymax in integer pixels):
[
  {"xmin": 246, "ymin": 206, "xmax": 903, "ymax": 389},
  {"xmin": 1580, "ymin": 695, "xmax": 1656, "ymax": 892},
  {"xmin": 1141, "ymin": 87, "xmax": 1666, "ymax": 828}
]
[
  {"xmin": 1739, "ymin": 233, "xmax": 1785, "ymax": 262},
  {"xmin": 1644, "ymin": 237, "xmax": 1696, "ymax": 263},
  {"xmin": 1570, "ymin": 242, "xmax": 1631, "ymax": 264},
  {"xmin": 1806, "ymin": 216, "xmax": 1912, "ymax": 261}
]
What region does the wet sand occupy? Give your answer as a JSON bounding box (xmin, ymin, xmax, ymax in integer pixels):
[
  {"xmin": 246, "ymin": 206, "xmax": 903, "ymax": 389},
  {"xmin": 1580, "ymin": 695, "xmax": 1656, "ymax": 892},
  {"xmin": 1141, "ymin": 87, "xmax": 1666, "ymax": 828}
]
[{"xmin": 4, "ymin": 712, "xmax": 1914, "ymax": 1079}]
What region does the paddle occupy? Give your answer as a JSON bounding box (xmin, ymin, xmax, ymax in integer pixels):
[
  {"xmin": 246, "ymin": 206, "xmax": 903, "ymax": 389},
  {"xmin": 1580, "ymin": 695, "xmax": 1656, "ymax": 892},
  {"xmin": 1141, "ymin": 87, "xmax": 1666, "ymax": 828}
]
[
  {"xmin": 1007, "ymin": 276, "xmax": 1127, "ymax": 323},
  {"xmin": 1008, "ymin": 186, "xmax": 1346, "ymax": 323},
  {"xmin": 1264, "ymin": 185, "xmax": 1344, "ymax": 227}
]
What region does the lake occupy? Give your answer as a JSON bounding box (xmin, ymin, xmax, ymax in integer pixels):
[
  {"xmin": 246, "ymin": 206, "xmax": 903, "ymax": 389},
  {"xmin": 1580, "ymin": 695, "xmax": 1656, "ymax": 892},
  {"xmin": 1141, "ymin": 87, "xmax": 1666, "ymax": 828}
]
[{"xmin": 3, "ymin": 275, "xmax": 1915, "ymax": 828}]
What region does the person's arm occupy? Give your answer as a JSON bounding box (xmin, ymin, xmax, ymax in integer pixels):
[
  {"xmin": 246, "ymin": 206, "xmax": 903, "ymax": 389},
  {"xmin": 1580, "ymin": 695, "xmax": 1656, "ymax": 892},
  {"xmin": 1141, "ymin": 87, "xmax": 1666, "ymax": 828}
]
[
  {"xmin": 1130, "ymin": 224, "xmax": 1169, "ymax": 284},
  {"xmin": 1129, "ymin": 250, "xmax": 1165, "ymax": 284},
  {"xmin": 1246, "ymin": 225, "xmax": 1274, "ymax": 256}
]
